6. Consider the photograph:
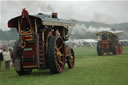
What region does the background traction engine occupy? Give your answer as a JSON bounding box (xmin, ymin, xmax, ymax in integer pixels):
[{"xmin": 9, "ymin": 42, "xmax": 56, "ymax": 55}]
[
  {"xmin": 96, "ymin": 31, "xmax": 123, "ymax": 56},
  {"xmin": 8, "ymin": 9, "xmax": 75, "ymax": 75}
]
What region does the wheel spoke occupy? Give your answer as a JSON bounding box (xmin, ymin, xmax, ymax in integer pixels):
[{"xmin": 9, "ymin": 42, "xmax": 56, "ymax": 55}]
[
  {"xmin": 60, "ymin": 54, "xmax": 63, "ymax": 57},
  {"xmin": 58, "ymin": 60, "xmax": 63, "ymax": 65},
  {"xmin": 56, "ymin": 55, "xmax": 63, "ymax": 65},
  {"xmin": 58, "ymin": 45, "xmax": 63, "ymax": 50},
  {"xmin": 56, "ymin": 58, "xmax": 62, "ymax": 70},
  {"xmin": 56, "ymin": 39, "xmax": 60, "ymax": 46},
  {"xmin": 57, "ymin": 62, "xmax": 61, "ymax": 71}
]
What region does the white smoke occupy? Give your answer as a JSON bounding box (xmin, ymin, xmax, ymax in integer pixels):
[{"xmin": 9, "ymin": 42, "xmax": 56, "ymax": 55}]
[
  {"xmin": 87, "ymin": 26, "xmax": 111, "ymax": 33},
  {"xmin": 72, "ymin": 24, "xmax": 87, "ymax": 35},
  {"xmin": 73, "ymin": 24, "xmax": 112, "ymax": 34}
]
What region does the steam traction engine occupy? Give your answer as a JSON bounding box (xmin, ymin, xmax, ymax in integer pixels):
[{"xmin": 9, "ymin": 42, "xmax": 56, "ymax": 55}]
[
  {"xmin": 96, "ymin": 31, "xmax": 123, "ymax": 56},
  {"xmin": 8, "ymin": 9, "xmax": 75, "ymax": 75}
]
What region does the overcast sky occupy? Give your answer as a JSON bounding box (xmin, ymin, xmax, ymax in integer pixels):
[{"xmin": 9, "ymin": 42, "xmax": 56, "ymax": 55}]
[{"xmin": 0, "ymin": 0, "xmax": 128, "ymax": 30}]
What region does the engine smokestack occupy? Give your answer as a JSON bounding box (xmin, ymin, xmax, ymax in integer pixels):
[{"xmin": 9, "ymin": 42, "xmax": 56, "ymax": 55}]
[{"xmin": 52, "ymin": 13, "xmax": 58, "ymax": 18}]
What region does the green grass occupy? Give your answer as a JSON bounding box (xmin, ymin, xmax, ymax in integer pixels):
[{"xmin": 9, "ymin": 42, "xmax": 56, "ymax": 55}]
[{"xmin": 0, "ymin": 47, "xmax": 128, "ymax": 85}]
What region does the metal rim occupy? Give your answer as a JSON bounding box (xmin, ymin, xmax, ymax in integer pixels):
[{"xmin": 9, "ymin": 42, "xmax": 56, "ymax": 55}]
[
  {"xmin": 55, "ymin": 38, "xmax": 65, "ymax": 72},
  {"xmin": 69, "ymin": 49, "xmax": 75, "ymax": 68}
]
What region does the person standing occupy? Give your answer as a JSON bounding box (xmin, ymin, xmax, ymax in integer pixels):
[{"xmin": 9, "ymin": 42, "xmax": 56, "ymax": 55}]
[
  {"xmin": 3, "ymin": 47, "xmax": 11, "ymax": 71},
  {"xmin": 8, "ymin": 48, "xmax": 13, "ymax": 66},
  {"xmin": 0, "ymin": 48, "xmax": 4, "ymax": 72}
]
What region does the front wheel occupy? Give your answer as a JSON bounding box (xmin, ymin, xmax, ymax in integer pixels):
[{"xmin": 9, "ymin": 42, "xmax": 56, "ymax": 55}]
[
  {"xmin": 48, "ymin": 36, "xmax": 65, "ymax": 74},
  {"xmin": 67, "ymin": 48, "xmax": 75, "ymax": 69}
]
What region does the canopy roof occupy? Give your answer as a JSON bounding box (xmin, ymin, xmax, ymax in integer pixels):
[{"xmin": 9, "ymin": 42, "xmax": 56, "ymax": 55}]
[
  {"xmin": 96, "ymin": 31, "xmax": 123, "ymax": 36},
  {"xmin": 8, "ymin": 9, "xmax": 75, "ymax": 29},
  {"xmin": 36, "ymin": 13, "xmax": 75, "ymax": 27}
]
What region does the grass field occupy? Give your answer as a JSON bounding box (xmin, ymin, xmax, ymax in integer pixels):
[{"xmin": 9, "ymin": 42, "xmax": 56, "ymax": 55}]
[{"xmin": 0, "ymin": 47, "xmax": 128, "ymax": 85}]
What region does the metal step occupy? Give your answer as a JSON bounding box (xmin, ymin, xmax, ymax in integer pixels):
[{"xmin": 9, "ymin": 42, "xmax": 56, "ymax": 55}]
[
  {"xmin": 39, "ymin": 45, "xmax": 43, "ymax": 48},
  {"xmin": 39, "ymin": 39, "xmax": 42, "ymax": 41},
  {"xmin": 39, "ymin": 54, "xmax": 43, "ymax": 56},
  {"xmin": 38, "ymin": 34, "xmax": 45, "ymax": 68},
  {"xmin": 39, "ymin": 51, "xmax": 43, "ymax": 53},
  {"xmin": 39, "ymin": 48, "xmax": 43, "ymax": 50}
]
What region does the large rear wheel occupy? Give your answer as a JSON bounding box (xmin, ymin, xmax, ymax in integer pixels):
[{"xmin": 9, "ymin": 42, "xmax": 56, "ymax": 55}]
[
  {"xmin": 48, "ymin": 36, "xmax": 65, "ymax": 74},
  {"xmin": 97, "ymin": 41, "xmax": 104, "ymax": 56}
]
